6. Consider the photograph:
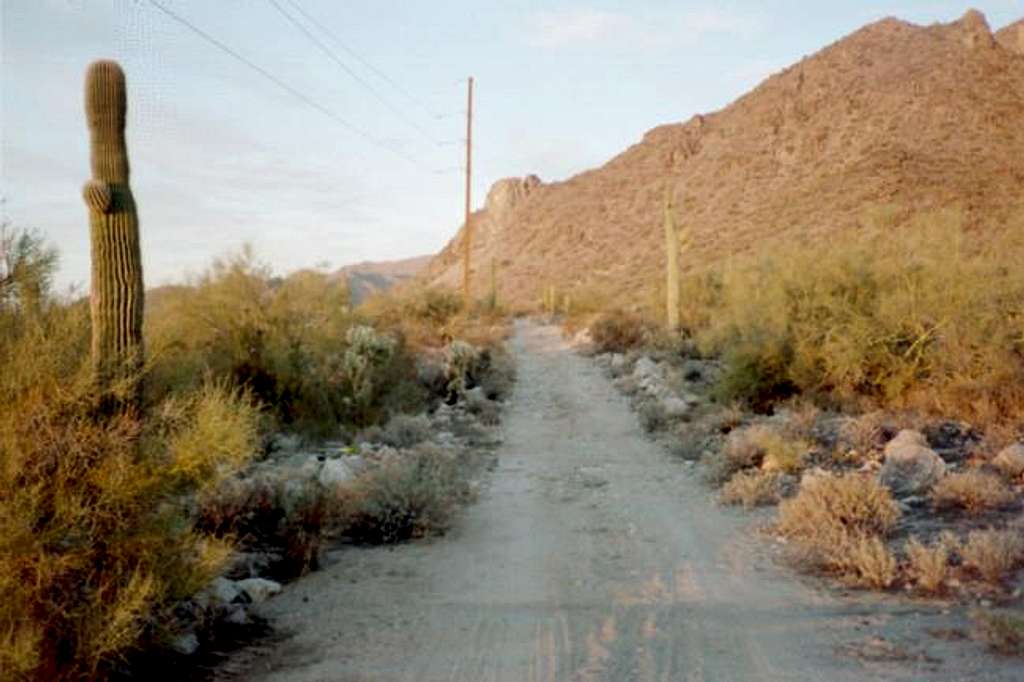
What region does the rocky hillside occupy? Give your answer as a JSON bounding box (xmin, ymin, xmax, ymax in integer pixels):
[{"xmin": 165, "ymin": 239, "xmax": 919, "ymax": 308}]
[
  {"xmin": 333, "ymin": 254, "xmax": 432, "ymax": 304},
  {"xmin": 423, "ymin": 10, "xmax": 1024, "ymax": 308}
]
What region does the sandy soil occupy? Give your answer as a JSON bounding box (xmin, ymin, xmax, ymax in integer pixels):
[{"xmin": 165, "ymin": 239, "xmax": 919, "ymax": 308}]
[{"xmin": 216, "ymin": 322, "xmax": 1020, "ymax": 681}]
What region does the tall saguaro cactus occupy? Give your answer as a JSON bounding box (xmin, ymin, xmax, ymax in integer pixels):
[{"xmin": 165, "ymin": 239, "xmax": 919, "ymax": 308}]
[
  {"xmin": 663, "ymin": 189, "xmax": 681, "ymax": 332},
  {"xmin": 82, "ymin": 60, "xmax": 144, "ymax": 403}
]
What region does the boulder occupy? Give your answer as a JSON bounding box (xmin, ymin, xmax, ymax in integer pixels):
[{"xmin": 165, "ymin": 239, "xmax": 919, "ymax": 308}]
[
  {"xmin": 171, "ymin": 632, "xmax": 200, "ymax": 656},
  {"xmin": 993, "ymin": 443, "xmax": 1024, "ymax": 479},
  {"xmin": 236, "ymin": 578, "xmax": 282, "ymax": 604},
  {"xmin": 879, "ymin": 443, "xmax": 946, "ymax": 495},
  {"xmin": 883, "ymin": 429, "xmax": 928, "ymax": 456},
  {"xmin": 205, "ymin": 577, "xmax": 242, "ymax": 606}
]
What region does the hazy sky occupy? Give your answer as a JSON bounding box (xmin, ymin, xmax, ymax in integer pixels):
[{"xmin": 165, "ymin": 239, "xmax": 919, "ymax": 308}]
[{"xmin": 2, "ymin": 1, "xmax": 1022, "ymax": 290}]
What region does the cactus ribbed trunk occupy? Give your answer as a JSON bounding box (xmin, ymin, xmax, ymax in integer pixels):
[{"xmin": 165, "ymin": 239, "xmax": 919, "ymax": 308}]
[
  {"xmin": 83, "ymin": 60, "xmax": 144, "ymax": 405},
  {"xmin": 663, "ymin": 192, "xmax": 681, "ymax": 332}
]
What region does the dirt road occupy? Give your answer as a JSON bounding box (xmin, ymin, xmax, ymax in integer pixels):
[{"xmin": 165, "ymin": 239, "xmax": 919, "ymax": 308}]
[{"xmin": 219, "ymin": 322, "xmax": 1017, "ymax": 681}]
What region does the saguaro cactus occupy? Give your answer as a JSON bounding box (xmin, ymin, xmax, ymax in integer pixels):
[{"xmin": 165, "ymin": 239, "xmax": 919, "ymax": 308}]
[
  {"xmin": 82, "ymin": 60, "xmax": 144, "ymax": 402},
  {"xmin": 663, "ymin": 189, "xmax": 681, "ymax": 332}
]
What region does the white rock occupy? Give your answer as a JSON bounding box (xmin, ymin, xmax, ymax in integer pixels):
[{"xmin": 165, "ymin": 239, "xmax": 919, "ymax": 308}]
[
  {"xmin": 609, "ymin": 353, "xmax": 627, "ymax": 372},
  {"xmin": 993, "ymin": 443, "xmax": 1024, "ymax": 478},
  {"xmin": 880, "ymin": 443, "xmax": 946, "ymax": 495},
  {"xmin": 236, "ymin": 577, "xmax": 282, "ymax": 604},
  {"xmin": 171, "ymin": 632, "xmax": 200, "ymax": 656},
  {"xmin": 205, "ymin": 577, "xmax": 242, "ymax": 605},
  {"xmin": 661, "ymin": 397, "xmax": 690, "ymax": 419},
  {"xmin": 318, "ymin": 458, "xmax": 357, "ymax": 487}
]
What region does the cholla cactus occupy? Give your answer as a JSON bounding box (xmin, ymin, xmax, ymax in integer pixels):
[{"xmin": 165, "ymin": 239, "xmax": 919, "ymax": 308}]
[
  {"xmin": 342, "ymin": 325, "xmax": 395, "ymax": 406},
  {"xmin": 443, "ymin": 340, "xmax": 479, "ymax": 398}
]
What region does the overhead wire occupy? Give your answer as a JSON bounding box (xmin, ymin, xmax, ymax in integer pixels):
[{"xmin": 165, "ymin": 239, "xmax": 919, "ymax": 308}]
[
  {"xmin": 146, "ymin": 0, "xmax": 438, "ymax": 171},
  {"xmin": 283, "ymin": 0, "xmax": 452, "ymax": 122}
]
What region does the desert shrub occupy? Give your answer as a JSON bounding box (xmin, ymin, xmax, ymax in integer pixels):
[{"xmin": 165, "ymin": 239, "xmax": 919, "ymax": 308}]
[
  {"xmin": 346, "ymin": 446, "xmax": 474, "ymax": 543},
  {"xmin": 905, "ymin": 534, "xmax": 956, "ymax": 593},
  {"xmin": 688, "ymin": 211, "xmax": 1024, "ymax": 428},
  {"xmin": 779, "ymin": 473, "xmax": 900, "ymax": 541},
  {"xmin": 777, "ymin": 473, "xmax": 900, "ymax": 586},
  {"xmin": 931, "ymin": 470, "xmax": 1016, "ymax": 514},
  {"xmin": 972, "ymin": 610, "xmax": 1024, "ymax": 656},
  {"xmin": 476, "ymin": 345, "xmax": 517, "ymax": 401},
  {"xmin": 375, "ymin": 413, "xmax": 432, "ymax": 448},
  {"xmin": 194, "ymin": 472, "xmax": 354, "ymax": 579},
  {"xmin": 720, "ymin": 470, "xmax": 785, "ymax": 508},
  {"xmin": 146, "ymin": 250, "xmax": 428, "ymax": 435},
  {"xmin": 589, "ymin": 310, "xmax": 656, "ymax": 353},
  {"xmin": 0, "ymin": 367, "xmax": 259, "ymax": 680},
  {"xmin": 847, "ymin": 535, "xmax": 898, "ymax": 589},
  {"xmin": 961, "ymin": 529, "xmax": 1024, "ymax": 583},
  {"xmin": 707, "ymin": 424, "xmax": 809, "ymax": 485}
]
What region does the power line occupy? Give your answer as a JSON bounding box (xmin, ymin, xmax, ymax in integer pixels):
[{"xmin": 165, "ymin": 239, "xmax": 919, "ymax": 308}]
[
  {"xmin": 146, "ymin": 0, "xmax": 433, "ymax": 170},
  {"xmin": 283, "ymin": 0, "xmax": 450, "ymax": 122},
  {"xmin": 268, "ymin": 0, "xmax": 442, "ymax": 148}
]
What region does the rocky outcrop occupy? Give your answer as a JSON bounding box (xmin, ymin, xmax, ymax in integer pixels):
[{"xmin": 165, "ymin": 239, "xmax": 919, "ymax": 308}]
[{"xmin": 996, "ymin": 19, "xmax": 1024, "ymax": 54}]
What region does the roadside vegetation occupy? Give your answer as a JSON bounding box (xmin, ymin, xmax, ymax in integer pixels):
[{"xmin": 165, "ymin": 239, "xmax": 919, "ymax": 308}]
[
  {"xmin": 577, "ymin": 209, "xmax": 1024, "ymax": 657},
  {"xmin": 0, "ymin": 225, "xmax": 513, "ymax": 680}
]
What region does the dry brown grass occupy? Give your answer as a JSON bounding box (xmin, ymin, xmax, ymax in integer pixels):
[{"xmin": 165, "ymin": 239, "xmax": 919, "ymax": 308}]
[
  {"xmin": 905, "ymin": 534, "xmax": 956, "ymax": 593},
  {"xmin": 776, "ymin": 473, "xmax": 901, "ymax": 587},
  {"xmin": 961, "ymin": 529, "xmax": 1024, "ymax": 583},
  {"xmin": 719, "ymin": 470, "xmax": 784, "ymax": 508},
  {"xmin": 847, "ymin": 535, "xmax": 898, "ymax": 589},
  {"xmin": 931, "ymin": 470, "xmax": 1016, "ymax": 514}
]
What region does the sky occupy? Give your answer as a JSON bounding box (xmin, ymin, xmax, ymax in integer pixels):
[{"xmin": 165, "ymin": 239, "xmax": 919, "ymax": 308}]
[{"xmin": 2, "ymin": 1, "xmax": 1023, "ymax": 291}]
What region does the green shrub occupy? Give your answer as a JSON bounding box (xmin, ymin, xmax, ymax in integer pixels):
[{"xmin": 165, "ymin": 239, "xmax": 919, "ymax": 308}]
[
  {"xmin": 346, "ymin": 446, "xmax": 475, "ymax": 543},
  {"xmin": 0, "ymin": 339, "xmax": 259, "ymax": 679},
  {"xmin": 687, "ymin": 211, "xmax": 1024, "ymax": 429}
]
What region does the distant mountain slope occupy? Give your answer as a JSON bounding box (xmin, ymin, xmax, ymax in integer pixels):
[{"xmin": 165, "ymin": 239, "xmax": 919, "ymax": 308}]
[
  {"xmin": 423, "ymin": 10, "xmax": 1024, "ymax": 308},
  {"xmin": 333, "ymin": 255, "xmax": 432, "ymax": 304}
]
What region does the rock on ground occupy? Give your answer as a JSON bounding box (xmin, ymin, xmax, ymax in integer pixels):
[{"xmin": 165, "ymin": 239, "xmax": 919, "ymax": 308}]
[{"xmin": 879, "ymin": 433, "xmax": 946, "ymax": 496}]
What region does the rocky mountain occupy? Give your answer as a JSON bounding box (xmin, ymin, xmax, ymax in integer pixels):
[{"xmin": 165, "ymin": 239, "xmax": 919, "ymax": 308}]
[
  {"xmin": 423, "ymin": 10, "xmax": 1024, "ymax": 308},
  {"xmin": 333, "ymin": 255, "xmax": 432, "ymax": 304}
]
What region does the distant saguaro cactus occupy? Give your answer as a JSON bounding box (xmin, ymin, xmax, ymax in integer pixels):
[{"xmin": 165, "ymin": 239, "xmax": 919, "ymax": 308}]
[
  {"xmin": 663, "ymin": 189, "xmax": 681, "ymax": 332},
  {"xmin": 82, "ymin": 60, "xmax": 144, "ymax": 404}
]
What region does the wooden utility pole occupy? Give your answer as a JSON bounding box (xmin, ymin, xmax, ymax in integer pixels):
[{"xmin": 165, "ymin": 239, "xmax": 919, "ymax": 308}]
[{"xmin": 462, "ymin": 76, "xmax": 474, "ymax": 311}]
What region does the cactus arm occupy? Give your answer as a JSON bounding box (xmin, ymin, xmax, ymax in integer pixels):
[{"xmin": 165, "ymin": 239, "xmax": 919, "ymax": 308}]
[{"xmin": 82, "ymin": 180, "xmax": 112, "ymax": 214}]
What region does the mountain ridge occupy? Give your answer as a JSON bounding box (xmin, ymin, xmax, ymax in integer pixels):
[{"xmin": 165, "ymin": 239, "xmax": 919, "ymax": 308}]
[{"xmin": 423, "ymin": 9, "xmax": 1024, "ymax": 308}]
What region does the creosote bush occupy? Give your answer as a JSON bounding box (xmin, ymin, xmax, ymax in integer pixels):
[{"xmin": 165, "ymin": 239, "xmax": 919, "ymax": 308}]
[
  {"xmin": 0, "ymin": 297, "xmax": 260, "ymax": 681},
  {"xmin": 685, "ymin": 211, "xmax": 1024, "ymax": 430}
]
